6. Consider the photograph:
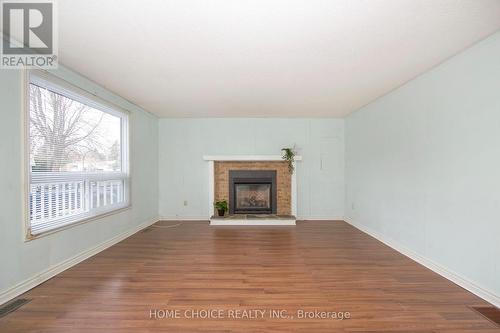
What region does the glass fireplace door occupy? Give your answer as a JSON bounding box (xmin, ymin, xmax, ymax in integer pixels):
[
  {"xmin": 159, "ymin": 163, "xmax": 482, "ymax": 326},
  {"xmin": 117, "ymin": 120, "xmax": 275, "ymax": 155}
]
[{"xmin": 234, "ymin": 183, "xmax": 272, "ymax": 213}]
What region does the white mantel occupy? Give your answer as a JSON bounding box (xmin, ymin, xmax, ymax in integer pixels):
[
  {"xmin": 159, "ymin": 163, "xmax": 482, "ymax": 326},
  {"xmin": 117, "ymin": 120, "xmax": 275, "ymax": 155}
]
[
  {"xmin": 203, "ymin": 155, "xmax": 302, "ymax": 161},
  {"xmin": 204, "ymin": 155, "xmax": 301, "ymax": 223}
]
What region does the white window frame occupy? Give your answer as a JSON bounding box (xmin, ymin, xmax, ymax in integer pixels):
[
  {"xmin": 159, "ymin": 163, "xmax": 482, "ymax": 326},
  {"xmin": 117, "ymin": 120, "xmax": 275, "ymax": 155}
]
[{"xmin": 23, "ymin": 69, "xmax": 131, "ymax": 239}]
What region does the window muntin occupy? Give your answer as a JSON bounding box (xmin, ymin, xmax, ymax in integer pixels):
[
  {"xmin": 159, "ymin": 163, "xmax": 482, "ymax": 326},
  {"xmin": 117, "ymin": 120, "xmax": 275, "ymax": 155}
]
[{"xmin": 27, "ymin": 71, "xmax": 130, "ymax": 236}]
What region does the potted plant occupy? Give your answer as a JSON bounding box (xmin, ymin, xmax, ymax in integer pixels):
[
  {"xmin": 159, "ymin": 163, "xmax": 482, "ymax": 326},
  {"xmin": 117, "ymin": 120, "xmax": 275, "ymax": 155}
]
[
  {"xmin": 281, "ymin": 147, "xmax": 296, "ymax": 173},
  {"xmin": 214, "ymin": 200, "xmax": 228, "ymax": 217}
]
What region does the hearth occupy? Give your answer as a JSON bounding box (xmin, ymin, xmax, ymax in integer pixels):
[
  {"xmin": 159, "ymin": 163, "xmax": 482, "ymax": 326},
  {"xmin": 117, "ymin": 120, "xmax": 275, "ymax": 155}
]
[{"xmin": 229, "ymin": 170, "xmax": 277, "ymax": 214}]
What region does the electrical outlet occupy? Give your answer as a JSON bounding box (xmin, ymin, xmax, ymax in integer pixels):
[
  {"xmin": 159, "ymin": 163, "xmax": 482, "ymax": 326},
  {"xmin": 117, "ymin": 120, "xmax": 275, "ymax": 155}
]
[
  {"xmin": 183, "ymin": 200, "xmax": 188, "ymax": 206},
  {"xmin": 351, "ymin": 202, "xmax": 355, "ymax": 210}
]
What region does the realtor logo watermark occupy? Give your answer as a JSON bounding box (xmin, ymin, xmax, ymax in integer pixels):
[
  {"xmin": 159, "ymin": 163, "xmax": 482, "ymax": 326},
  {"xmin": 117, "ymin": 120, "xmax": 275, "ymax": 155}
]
[{"xmin": 1, "ymin": 0, "xmax": 57, "ymax": 68}]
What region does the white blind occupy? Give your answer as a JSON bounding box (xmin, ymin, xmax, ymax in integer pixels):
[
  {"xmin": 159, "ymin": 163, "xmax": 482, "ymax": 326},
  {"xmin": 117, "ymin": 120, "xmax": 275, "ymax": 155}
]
[{"xmin": 27, "ymin": 70, "xmax": 130, "ymax": 235}]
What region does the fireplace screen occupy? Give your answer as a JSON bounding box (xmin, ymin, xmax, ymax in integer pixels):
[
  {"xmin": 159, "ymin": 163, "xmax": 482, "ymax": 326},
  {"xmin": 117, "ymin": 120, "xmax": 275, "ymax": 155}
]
[
  {"xmin": 235, "ymin": 184, "xmax": 271, "ymax": 211},
  {"xmin": 229, "ymin": 170, "xmax": 277, "ymax": 214}
]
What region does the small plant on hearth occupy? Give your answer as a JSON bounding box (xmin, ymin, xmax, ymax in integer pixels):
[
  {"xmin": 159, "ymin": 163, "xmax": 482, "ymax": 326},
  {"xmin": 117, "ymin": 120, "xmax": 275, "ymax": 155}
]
[
  {"xmin": 214, "ymin": 200, "xmax": 229, "ymax": 217},
  {"xmin": 281, "ymin": 147, "xmax": 296, "ymax": 174}
]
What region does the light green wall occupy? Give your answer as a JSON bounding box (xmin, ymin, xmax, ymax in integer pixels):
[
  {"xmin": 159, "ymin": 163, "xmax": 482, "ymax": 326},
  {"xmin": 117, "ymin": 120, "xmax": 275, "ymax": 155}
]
[
  {"xmin": 345, "ymin": 32, "xmax": 500, "ymax": 301},
  {"xmin": 158, "ymin": 118, "xmax": 345, "ymax": 219},
  {"xmin": 0, "ymin": 67, "xmax": 159, "ymax": 300}
]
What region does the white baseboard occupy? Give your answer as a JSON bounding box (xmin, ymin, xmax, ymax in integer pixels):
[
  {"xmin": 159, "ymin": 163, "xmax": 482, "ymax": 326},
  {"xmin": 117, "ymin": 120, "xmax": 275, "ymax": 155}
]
[
  {"xmin": 159, "ymin": 216, "xmax": 209, "ymax": 221},
  {"xmin": 0, "ymin": 216, "xmax": 159, "ymax": 306},
  {"xmin": 296, "ymin": 216, "xmax": 344, "ymax": 221},
  {"xmin": 158, "ymin": 216, "xmax": 344, "ymax": 221},
  {"xmin": 160, "ymin": 216, "xmax": 344, "ymax": 222},
  {"xmin": 344, "ymin": 217, "xmax": 500, "ymax": 308},
  {"xmin": 159, "ymin": 216, "xmax": 344, "ymax": 225}
]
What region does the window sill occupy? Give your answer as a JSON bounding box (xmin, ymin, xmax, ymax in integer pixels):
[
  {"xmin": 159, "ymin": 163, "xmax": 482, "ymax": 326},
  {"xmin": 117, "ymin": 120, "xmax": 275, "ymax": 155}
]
[{"xmin": 25, "ymin": 205, "xmax": 132, "ymax": 241}]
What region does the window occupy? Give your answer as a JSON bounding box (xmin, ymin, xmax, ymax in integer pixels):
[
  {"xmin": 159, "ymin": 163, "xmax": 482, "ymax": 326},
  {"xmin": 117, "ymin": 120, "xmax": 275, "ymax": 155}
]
[{"xmin": 26, "ymin": 70, "xmax": 130, "ymax": 236}]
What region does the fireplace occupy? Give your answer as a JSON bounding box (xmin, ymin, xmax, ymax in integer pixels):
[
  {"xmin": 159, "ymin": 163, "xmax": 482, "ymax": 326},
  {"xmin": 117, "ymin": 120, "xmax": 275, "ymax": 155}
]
[{"xmin": 229, "ymin": 170, "xmax": 277, "ymax": 214}]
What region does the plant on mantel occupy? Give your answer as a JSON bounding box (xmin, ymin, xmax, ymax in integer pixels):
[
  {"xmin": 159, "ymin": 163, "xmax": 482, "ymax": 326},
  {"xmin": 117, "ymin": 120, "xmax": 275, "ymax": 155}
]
[{"xmin": 281, "ymin": 147, "xmax": 296, "ymax": 174}]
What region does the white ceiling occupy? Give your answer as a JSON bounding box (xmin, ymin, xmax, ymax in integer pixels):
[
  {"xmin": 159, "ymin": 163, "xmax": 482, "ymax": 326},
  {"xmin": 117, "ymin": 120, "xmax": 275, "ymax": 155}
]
[{"xmin": 58, "ymin": 0, "xmax": 500, "ymax": 118}]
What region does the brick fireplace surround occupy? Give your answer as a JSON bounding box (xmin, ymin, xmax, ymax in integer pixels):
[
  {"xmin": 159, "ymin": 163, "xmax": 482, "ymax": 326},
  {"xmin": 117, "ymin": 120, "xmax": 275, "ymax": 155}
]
[
  {"xmin": 215, "ymin": 161, "xmax": 291, "ymax": 215},
  {"xmin": 203, "ymin": 155, "xmax": 301, "ymax": 225}
]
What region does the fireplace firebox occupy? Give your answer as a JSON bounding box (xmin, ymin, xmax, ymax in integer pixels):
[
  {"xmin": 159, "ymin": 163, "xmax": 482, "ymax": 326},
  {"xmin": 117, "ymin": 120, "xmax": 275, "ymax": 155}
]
[{"xmin": 229, "ymin": 170, "xmax": 277, "ymax": 214}]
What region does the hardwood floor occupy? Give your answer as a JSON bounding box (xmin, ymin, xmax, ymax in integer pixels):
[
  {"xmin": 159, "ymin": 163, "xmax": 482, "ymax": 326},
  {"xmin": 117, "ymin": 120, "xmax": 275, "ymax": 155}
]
[{"xmin": 0, "ymin": 221, "xmax": 498, "ymax": 332}]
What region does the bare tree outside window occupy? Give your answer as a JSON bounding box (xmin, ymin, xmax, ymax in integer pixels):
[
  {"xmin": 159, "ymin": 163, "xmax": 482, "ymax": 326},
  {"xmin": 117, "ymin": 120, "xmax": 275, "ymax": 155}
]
[
  {"xmin": 27, "ymin": 72, "xmax": 129, "ymax": 235},
  {"xmin": 29, "ymin": 84, "xmax": 121, "ymax": 172}
]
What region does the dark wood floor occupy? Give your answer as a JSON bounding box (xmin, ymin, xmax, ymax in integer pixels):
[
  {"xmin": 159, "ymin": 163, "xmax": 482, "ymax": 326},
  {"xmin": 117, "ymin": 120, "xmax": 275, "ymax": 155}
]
[{"xmin": 1, "ymin": 221, "xmax": 498, "ymax": 332}]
